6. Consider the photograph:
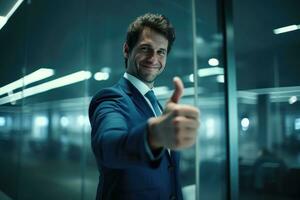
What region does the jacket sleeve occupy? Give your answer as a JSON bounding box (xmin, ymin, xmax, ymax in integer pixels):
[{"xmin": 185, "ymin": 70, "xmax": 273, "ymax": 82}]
[{"xmin": 89, "ymin": 88, "xmax": 164, "ymax": 169}]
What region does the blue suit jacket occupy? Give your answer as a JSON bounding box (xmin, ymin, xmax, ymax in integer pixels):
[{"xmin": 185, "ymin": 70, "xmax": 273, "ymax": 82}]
[{"xmin": 89, "ymin": 77, "xmax": 183, "ymax": 200}]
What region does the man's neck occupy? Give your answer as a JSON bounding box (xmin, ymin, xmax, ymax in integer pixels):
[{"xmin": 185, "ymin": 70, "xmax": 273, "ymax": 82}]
[{"xmin": 126, "ymin": 72, "xmax": 154, "ymax": 89}]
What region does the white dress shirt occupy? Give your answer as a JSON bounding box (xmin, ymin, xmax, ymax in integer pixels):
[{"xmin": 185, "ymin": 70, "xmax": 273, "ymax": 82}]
[{"xmin": 123, "ymin": 73, "xmax": 161, "ymax": 116}]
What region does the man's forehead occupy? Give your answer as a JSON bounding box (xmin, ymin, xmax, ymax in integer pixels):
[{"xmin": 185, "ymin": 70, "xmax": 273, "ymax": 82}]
[{"xmin": 138, "ymin": 27, "xmax": 168, "ymax": 48}]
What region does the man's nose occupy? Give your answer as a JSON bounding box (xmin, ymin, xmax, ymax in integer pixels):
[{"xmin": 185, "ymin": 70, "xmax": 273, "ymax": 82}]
[{"xmin": 146, "ymin": 51, "xmax": 158, "ymax": 63}]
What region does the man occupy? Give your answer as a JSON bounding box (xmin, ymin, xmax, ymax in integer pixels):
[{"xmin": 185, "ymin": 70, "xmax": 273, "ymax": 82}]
[{"xmin": 89, "ymin": 13, "xmax": 200, "ymax": 200}]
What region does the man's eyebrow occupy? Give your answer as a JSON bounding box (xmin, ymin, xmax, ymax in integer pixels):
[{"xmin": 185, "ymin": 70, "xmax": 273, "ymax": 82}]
[
  {"xmin": 138, "ymin": 43, "xmax": 167, "ymax": 51},
  {"xmin": 139, "ymin": 43, "xmax": 151, "ymax": 47},
  {"xmin": 158, "ymin": 48, "xmax": 167, "ymax": 52}
]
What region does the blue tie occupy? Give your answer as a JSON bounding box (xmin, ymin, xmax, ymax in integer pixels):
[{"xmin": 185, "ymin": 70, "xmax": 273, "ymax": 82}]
[{"xmin": 145, "ymin": 90, "xmax": 161, "ymax": 116}]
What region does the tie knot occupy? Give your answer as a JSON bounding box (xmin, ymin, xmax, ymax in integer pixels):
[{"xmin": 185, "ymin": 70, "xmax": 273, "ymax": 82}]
[{"xmin": 145, "ymin": 90, "xmax": 157, "ymax": 104}]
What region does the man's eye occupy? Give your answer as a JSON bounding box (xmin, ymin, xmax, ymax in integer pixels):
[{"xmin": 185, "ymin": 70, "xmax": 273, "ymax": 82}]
[
  {"xmin": 141, "ymin": 46, "xmax": 150, "ymax": 52},
  {"xmin": 158, "ymin": 50, "xmax": 166, "ymax": 56}
]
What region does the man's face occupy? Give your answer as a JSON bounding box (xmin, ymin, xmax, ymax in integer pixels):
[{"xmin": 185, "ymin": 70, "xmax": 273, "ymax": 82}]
[{"xmin": 124, "ymin": 27, "xmax": 168, "ymax": 87}]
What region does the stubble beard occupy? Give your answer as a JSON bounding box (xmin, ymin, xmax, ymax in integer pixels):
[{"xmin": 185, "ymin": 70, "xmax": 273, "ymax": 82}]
[{"xmin": 136, "ymin": 62, "xmax": 161, "ymax": 85}]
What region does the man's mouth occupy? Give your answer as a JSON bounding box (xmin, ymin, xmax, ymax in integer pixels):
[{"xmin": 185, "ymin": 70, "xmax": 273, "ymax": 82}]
[{"xmin": 140, "ymin": 64, "xmax": 160, "ymax": 70}]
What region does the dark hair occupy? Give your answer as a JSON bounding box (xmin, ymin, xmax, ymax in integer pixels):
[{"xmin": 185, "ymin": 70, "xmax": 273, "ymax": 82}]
[{"xmin": 124, "ymin": 13, "xmax": 176, "ymax": 68}]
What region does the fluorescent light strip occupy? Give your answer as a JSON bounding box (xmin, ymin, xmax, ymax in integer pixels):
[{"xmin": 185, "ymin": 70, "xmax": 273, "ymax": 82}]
[
  {"xmin": 94, "ymin": 72, "xmax": 109, "ymax": 81},
  {"xmin": 0, "ymin": 16, "xmax": 7, "ymax": 30},
  {"xmin": 216, "ymin": 75, "xmax": 224, "ymax": 83},
  {"xmin": 0, "ymin": 70, "xmax": 91, "ymax": 105},
  {"xmin": 0, "ymin": 68, "xmax": 55, "ymax": 96},
  {"xmin": 248, "ymin": 85, "xmax": 300, "ymax": 95},
  {"xmin": 6, "ymin": 0, "xmax": 24, "ymax": 19},
  {"xmin": 0, "ymin": 0, "xmax": 24, "ymax": 30},
  {"xmin": 198, "ymin": 67, "xmax": 224, "ymax": 77},
  {"xmin": 153, "ymin": 86, "xmax": 169, "ymax": 96},
  {"xmin": 273, "ymin": 24, "xmax": 300, "ymax": 34}
]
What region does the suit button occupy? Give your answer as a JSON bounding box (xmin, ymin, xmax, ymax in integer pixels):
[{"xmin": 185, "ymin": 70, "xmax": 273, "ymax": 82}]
[{"xmin": 169, "ymin": 194, "xmax": 176, "ymax": 200}]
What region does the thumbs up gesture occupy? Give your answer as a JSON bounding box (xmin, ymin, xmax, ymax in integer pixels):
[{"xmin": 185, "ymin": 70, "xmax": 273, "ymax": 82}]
[
  {"xmin": 148, "ymin": 77, "xmax": 200, "ymax": 150},
  {"xmin": 169, "ymin": 76, "xmax": 184, "ymax": 104}
]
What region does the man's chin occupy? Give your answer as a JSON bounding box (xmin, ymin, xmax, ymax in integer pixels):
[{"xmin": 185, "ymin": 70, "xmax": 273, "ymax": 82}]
[{"xmin": 138, "ymin": 74, "xmax": 157, "ymax": 84}]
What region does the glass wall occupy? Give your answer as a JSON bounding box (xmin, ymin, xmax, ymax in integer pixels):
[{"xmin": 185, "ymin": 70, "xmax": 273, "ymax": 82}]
[
  {"xmin": 234, "ymin": 0, "xmax": 300, "ymax": 199},
  {"xmin": 0, "ymin": 0, "xmax": 227, "ymax": 200},
  {"xmin": 0, "ymin": 1, "xmax": 27, "ymax": 199},
  {"xmin": 194, "ymin": 0, "xmax": 227, "ymax": 199}
]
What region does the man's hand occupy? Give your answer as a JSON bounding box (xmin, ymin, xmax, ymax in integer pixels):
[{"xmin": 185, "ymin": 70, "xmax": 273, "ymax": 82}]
[{"xmin": 148, "ymin": 77, "xmax": 200, "ymax": 150}]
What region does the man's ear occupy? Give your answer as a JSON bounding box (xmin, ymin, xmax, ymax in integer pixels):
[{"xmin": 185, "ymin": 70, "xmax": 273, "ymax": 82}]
[{"xmin": 123, "ymin": 43, "xmax": 129, "ymax": 58}]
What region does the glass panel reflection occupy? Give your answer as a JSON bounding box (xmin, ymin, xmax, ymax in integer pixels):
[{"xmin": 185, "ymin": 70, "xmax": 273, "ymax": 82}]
[
  {"xmin": 194, "ymin": 0, "xmax": 227, "ymax": 199},
  {"xmin": 0, "ymin": 1, "xmax": 27, "ymax": 199},
  {"xmin": 1, "ymin": 0, "xmax": 229, "ymax": 199},
  {"xmin": 234, "ymin": 0, "xmax": 300, "ymax": 199}
]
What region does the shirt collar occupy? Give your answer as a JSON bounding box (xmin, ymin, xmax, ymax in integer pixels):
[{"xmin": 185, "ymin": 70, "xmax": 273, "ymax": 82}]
[{"xmin": 123, "ymin": 72, "xmax": 152, "ymax": 96}]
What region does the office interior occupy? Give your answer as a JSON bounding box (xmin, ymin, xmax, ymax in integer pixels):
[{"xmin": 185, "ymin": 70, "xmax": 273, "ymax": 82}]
[{"xmin": 0, "ymin": 0, "xmax": 299, "ymax": 199}]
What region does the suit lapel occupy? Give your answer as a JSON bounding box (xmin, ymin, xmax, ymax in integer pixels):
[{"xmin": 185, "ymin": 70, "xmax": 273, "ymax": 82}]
[{"xmin": 118, "ymin": 78, "xmax": 155, "ymax": 119}]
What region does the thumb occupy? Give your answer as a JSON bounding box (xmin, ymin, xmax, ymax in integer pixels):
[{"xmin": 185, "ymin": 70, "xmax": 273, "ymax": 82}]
[{"xmin": 169, "ymin": 76, "xmax": 184, "ymax": 103}]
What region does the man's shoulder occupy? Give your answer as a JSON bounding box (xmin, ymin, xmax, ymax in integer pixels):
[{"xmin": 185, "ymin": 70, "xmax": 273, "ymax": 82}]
[
  {"xmin": 92, "ymin": 85, "xmax": 123, "ymax": 101},
  {"xmin": 88, "ymin": 81, "xmax": 128, "ymax": 118},
  {"xmin": 90, "ymin": 77, "xmax": 131, "ymax": 100}
]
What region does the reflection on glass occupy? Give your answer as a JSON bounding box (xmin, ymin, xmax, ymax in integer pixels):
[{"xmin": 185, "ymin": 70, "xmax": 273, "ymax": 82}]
[
  {"xmin": 0, "ymin": 68, "xmax": 54, "ymax": 96},
  {"xmin": 273, "ymin": 24, "xmax": 300, "ymax": 35},
  {"xmin": 0, "ymin": 70, "xmax": 91, "ymax": 105},
  {"xmin": 0, "ymin": 0, "xmax": 230, "ymax": 199},
  {"xmin": 234, "ymin": 0, "xmax": 300, "ymax": 199}
]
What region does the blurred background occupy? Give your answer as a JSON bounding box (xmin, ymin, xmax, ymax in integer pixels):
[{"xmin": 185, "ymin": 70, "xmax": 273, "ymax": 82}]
[{"xmin": 0, "ymin": 0, "xmax": 299, "ymax": 199}]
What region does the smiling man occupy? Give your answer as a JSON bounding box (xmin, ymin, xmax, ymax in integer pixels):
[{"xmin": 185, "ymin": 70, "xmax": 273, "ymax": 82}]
[
  {"xmin": 89, "ymin": 13, "xmax": 200, "ymax": 200},
  {"xmin": 124, "ymin": 26, "xmax": 168, "ymax": 86}
]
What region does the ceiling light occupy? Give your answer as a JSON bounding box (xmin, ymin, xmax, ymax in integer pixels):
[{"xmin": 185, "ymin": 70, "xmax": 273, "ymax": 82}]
[
  {"xmin": 94, "ymin": 72, "xmax": 109, "ymax": 81},
  {"xmin": 216, "ymin": 75, "xmax": 224, "ymax": 83},
  {"xmin": 273, "ymin": 24, "xmax": 300, "ymax": 34},
  {"xmin": 0, "ymin": 70, "xmax": 91, "ymax": 105},
  {"xmin": 206, "ymin": 118, "xmax": 215, "ymax": 139},
  {"xmin": 198, "ymin": 67, "xmax": 223, "ymax": 77},
  {"xmin": 189, "ymin": 74, "xmax": 194, "ymax": 82},
  {"xmin": 289, "ymin": 96, "xmax": 297, "ymax": 104},
  {"xmin": 241, "ymin": 118, "xmax": 250, "ymax": 131},
  {"xmin": 0, "ymin": 0, "xmax": 24, "ymax": 30},
  {"xmin": 0, "ymin": 68, "xmax": 54, "ymax": 95},
  {"xmin": 208, "ymin": 58, "xmax": 219, "ymax": 66},
  {"xmin": 60, "ymin": 116, "xmax": 69, "ymax": 127},
  {"xmin": 0, "ymin": 16, "xmax": 7, "ymax": 30},
  {"xmin": 34, "ymin": 116, "xmax": 49, "ymax": 127},
  {"xmin": 0, "ymin": 68, "xmax": 55, "ymax": 96},
  {"xmin": 295, "ymin": 118, "xmax": 300, "ymax": 130},
  {"xmin": 0, "ymin": 116, "xmax": 6, "ymax": 126}
]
